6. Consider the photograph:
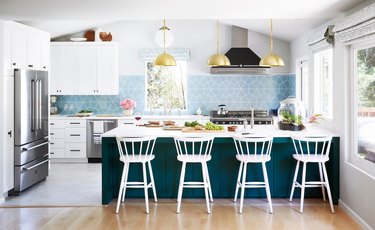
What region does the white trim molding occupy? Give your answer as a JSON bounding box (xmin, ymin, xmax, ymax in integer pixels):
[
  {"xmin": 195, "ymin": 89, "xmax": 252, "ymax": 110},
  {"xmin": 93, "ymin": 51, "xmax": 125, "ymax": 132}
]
[
  {"xmin": 339, "ymin": 199, "xmax": 373, "ymax": 230},
  {"xmin": 334, "ymin": 3, "xmax": 375, "ymax": 44},
  {"xmin": 139, "ymin": 48, "xmax": 190, "ymax": 62}
]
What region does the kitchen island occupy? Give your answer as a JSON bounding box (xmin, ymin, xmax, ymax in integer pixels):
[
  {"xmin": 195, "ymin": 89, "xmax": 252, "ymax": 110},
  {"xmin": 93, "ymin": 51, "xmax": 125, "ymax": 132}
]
[{"xmin": 101, "ymin": 125, "xmax": 339, "ymax": 205}]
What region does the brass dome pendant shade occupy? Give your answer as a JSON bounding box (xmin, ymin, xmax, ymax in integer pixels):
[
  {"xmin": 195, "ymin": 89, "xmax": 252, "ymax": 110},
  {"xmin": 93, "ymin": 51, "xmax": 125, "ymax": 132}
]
[
  {"xmin": 153, "ymin": 19, "xmax": 176, "ymax": 66},
  {"xmin": 207, "ymin": 19, "xmax": 230, "ymax": 66},
  {"xmin": 259, "ymin": 19, "xmax": 284, "ymax": 67}
]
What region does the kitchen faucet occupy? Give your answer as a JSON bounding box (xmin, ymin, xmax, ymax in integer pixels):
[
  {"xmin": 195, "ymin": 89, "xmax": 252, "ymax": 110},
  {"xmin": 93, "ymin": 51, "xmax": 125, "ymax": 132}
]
[{"xmin": 250, "ymin": 106, "xmax": 254, "ymax": 129}]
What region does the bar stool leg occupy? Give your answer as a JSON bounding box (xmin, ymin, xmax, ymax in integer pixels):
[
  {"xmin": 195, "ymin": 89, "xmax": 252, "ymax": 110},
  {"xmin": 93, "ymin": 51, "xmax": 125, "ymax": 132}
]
[
  {"xmin": 234, "ymin": 162, "xmax": 243, "ymax": 202},
  {"xmin": 177, "ymin": 162, "xmax": 186, "ymax": 214},
  {"xmin": 239, "ymin": 162, "xmax": 247, "ymax": 214},
  {"xmin": 262, "ymin": 162, "xmax": 273, "ymax": 214},
  {"xmin": 142, "ymin": 162, "xmax": 149, "ymax": 214},
  {"xmin": 122, "ymin": 163, "xmax": 129, "ymax": 202},
  {"xmin": 322, "ymin": 163, "xmax": 335, "ymax": 213},
  {"xmin": 300, "ymin": 162, "xmax": 307, "ymax": 213},
  {"xmin": 318, "ymin": 162, "xmax": 326, "ymax": 201},
  {"xmin": 147, "ymin": 161, "xmax": 157, "ymax": 203},
  {"xmin": 203, "ymin": 163, "xmax": 213, "ymax": 203},
  {"xmin": 116, "ymin": 164, "xmax": 127, "ymax": 214},
  {"xmin": 289, "ymin": 160, "xmax": 300, "ymax": 202},
  {"xmin": 202, "ymin": 163, "xmax": 211, "ymax": 214}
]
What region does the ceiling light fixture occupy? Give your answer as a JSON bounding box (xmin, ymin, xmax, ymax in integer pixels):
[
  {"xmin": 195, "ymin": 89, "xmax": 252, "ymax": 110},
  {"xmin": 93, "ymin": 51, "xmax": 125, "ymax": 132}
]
[
  {"xmin": 260, "ymin": 19, "xmax": 284, "ymax": 67},
  {"xmin": 207, "ymin": 19, "xmax": 230, "ymax": 66},
  {"xmin": 153, "ymin": 19, "xmax": 177, "ymax": 66}
]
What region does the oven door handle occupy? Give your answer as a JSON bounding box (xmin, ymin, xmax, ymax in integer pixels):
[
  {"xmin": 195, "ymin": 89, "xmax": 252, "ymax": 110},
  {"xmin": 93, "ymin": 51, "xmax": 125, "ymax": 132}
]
[
  {"xmin": 21, "ymin": 141, "xmax": 49, "ymax": 152},
  {"xmin": 22, "ymin": 159, "xmax": 50, "ymax": 171}
]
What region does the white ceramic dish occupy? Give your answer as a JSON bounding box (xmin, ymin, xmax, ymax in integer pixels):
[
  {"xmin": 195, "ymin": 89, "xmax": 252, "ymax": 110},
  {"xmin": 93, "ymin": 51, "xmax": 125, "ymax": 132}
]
[{"xmin": 70, "ymin": 38, "xmax": 87, "ymax": 42}]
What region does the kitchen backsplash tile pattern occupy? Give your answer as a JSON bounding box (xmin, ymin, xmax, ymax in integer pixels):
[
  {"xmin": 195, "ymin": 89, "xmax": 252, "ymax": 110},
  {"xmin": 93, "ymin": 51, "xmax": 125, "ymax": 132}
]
[{"xmin": 54, "ymin": 74, "xmax": 295, "ymax": 115}]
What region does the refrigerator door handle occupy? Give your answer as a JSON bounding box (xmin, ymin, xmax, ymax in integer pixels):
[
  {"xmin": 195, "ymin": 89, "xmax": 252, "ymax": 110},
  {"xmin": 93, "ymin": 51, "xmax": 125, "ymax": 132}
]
[
  {"xmin": 31, "ymin": 80, "xmax": 36, "ymax": 131},
  {"xmin": 37, "ymin": 80, "xmax": 42, "ymax": 130},
  {"xmin": 21, "ymin": 140, "xmax": 49, "ymax": 152},
  {"xmin": 22, "ymin": 159, "xmax": 50, "ymax": 171}
]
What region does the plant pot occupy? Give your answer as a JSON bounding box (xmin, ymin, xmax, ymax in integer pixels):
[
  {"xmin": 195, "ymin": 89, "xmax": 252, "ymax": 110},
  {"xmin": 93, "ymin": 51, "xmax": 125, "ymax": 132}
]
[
  {"xmin": 278, "ymin": 121, "xmax": 305, "ymax": 131},
  {"xmin": 123, "ymin": 109, "xmax": 133, "ymax": 116}
]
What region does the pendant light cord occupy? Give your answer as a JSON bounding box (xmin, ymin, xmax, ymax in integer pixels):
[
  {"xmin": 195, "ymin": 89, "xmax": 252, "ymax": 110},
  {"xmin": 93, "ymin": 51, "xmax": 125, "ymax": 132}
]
[
  {"xmin": 270, "ymin": 19, "xmax": 273, "ymax": 53},
  {"xmin": 163, "ymin": 19, "xmax": 166, "ymax": 54},
  {"xmin": 216, "ymin": 19, "xmax": 220, "ymax": 54}
]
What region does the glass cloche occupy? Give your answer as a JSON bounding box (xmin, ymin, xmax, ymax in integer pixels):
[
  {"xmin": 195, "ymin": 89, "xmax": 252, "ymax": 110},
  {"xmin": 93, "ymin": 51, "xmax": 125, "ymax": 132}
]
[{"xmin": 278, "ymin": 96, "xmax": 306, "ymax": 131}]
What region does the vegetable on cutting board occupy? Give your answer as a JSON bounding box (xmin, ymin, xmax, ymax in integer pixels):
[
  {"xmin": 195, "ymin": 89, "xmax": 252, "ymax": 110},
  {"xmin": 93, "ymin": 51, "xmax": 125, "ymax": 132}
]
[{"xmin": 204, "ymin": 122, "xmax": 224, "ymax": 130}]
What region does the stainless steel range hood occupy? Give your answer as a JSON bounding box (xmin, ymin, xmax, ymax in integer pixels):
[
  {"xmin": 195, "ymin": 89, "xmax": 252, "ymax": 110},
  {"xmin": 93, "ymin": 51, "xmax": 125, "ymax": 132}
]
[{"xmin": 210, "ymin": 26, "xmax": 270, "ymax": 75}]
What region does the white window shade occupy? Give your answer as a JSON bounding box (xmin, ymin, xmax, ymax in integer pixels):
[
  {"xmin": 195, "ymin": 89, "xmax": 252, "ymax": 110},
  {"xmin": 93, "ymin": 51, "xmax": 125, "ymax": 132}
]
[
  {"xmin": 308, "ymin": 25, "xmax": 334, "ymax": 53},
  {"xmin": 333, "ymin": 3, "xmax": 375, "ymax": 44},
  {"xmin": 140, "ymin": 48, "xmax": 190, "ymax": 62}
]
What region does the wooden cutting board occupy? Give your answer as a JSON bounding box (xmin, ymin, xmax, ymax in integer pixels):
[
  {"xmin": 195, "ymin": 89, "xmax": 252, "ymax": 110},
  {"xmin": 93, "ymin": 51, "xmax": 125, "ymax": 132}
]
[{"xmin": 182, "ymin": 128, "xmax": 225, "ymax": 133}]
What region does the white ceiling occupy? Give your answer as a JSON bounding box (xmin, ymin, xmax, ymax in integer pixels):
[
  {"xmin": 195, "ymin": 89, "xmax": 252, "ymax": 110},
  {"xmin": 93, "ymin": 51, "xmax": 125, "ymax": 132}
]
[{"xmin": 0, "ymin": 0, "xmax": 366, "ymax": 41}]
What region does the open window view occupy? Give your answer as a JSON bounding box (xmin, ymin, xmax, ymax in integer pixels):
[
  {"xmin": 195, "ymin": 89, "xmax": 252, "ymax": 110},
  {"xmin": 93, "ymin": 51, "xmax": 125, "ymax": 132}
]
[
  {"xmin": 146, "ymin": 61, "xmax": 187, "ymax": 111},
  {"xmin": 354, "ymin": 44, "xmax": 375, "ymax": 164}
]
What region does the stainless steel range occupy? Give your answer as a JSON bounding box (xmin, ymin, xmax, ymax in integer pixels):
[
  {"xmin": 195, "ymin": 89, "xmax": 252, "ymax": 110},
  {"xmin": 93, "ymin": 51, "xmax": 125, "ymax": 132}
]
[{"xmin": 210, "ymin": 109, "xmax": 274, "ymax": 125}]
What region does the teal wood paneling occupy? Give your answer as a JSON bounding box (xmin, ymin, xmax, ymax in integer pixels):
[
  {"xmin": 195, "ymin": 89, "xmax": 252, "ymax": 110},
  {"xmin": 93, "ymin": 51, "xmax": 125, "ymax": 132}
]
[{"xmin": 102, "ymin": 137, "xmax": 340, "ymax": 205}]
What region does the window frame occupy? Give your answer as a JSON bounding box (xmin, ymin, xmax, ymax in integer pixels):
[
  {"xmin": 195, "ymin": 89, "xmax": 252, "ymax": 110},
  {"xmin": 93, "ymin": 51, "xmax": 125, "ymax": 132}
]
[
  {"xmin": 144, "ymin": 60, "xmax": 188, "ymax": 112},
  {"xmin": 296, "ymin": 56, "xmax": 309, "ymax": 111},
  {"xmin": 349, "ymin": 41, "xmax": 375, "ymax": 178},
  {"xmin": 313, "ymin": 49, "xmax": 333, "ymax": 119}
]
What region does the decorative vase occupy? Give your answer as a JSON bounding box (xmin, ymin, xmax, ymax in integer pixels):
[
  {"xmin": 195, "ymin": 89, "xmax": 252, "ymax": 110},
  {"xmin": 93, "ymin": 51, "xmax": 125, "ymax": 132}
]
[{"xmin": 123, "ymin": 109, "xmax": 133, "ymax": 116}]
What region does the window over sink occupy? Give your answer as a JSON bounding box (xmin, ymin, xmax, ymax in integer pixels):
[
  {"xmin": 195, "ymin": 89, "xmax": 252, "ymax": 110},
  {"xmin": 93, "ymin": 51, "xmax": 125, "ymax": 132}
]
[{"xmin": 145, "ymin": 61, "xmax": 187, "ymax": 111}]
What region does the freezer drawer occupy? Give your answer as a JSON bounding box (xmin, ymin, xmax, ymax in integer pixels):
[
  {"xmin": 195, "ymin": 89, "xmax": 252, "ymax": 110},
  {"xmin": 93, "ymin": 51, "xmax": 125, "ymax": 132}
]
[
  {"xmin": 14, "ymin": 155, "xmax": 49, "ymax": 192},
  {"xmin": 14, "ymin": 138, "xmax": 49, "ymax": 166}
]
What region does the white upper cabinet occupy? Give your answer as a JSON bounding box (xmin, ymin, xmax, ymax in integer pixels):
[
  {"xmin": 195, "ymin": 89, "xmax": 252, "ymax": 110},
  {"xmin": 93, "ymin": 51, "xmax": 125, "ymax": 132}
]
[
  {"xmin": 3, "ymin": 21, "xmax": 50, "ymax": 72},
  {"xmin": 50, "ymin": 42, "xmax": 119, "ymax": 95}
]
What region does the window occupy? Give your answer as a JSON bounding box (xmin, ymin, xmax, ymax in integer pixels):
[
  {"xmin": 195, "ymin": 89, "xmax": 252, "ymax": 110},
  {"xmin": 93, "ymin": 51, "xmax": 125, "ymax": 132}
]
[
  {"xmin": 314, "ymin": 49, "xmax": 333, "ymax": 118},
  {"xmin": 145, "ymin": 61, "xmax": 187, "ymax": 110},
  {"xmin": 351, "ymin": 42, "xmax": 375, "ymax": 167},
  {"xmin": 296, "ymin": 58, "xmax": 309, "ymax": 110}
]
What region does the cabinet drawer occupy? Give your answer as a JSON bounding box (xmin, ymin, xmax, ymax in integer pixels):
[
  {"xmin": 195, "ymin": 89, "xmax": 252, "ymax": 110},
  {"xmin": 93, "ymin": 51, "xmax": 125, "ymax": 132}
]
[
  {"xmin": 65, "ymin": 143, "xmax": 86, "ymax": 158},
  {"xmin": 65, "ymin": 120, "xmax": 86, "ymax": 128},
  {"xmin": 49, "ymin": 138, "xmax": 65, "ymax": 149},
  {"xmin": 50, "ymin": 148, "xmax": 65, "ymax": 158},
  {"xmin": 50, "ymin": 120, "xmax": 65, "ymax": 128},
  {"xmin": 65, "ymin": 128, "xmax": 86, "ymax": 142},
  {"xmin": 49, "ymin": 128, "xmax": 65, "ymax": 138}
]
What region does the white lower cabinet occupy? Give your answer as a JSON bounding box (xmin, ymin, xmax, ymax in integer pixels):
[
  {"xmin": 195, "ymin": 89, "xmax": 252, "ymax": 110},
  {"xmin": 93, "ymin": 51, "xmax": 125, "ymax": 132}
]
[{"xmin": 49, "ymin": 118, "xmax": 86, "ymax": 161}]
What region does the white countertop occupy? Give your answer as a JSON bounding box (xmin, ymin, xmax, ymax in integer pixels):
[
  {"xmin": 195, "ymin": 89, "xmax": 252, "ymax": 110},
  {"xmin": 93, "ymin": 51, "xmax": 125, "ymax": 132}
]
[
  {"xmin": 50, "ymin": 115, "xmax": 210, "ymax": 120},
  {"xmin": 102, "ymin": 124, "xmax": 338, "ymax": 138}
]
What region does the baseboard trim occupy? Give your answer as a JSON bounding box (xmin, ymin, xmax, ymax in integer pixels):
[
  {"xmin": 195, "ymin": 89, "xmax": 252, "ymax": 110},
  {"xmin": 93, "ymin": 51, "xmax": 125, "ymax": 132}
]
[{"xmin": 339, "ymin": 199, "xmax": 373, "ymax": 230}]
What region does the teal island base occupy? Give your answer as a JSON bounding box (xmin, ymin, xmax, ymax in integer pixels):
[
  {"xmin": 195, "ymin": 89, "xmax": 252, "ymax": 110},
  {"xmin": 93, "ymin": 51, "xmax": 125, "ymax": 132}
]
[{"xmin": 102, "ymin": 137, "xmax": 339, "ymax": 205}]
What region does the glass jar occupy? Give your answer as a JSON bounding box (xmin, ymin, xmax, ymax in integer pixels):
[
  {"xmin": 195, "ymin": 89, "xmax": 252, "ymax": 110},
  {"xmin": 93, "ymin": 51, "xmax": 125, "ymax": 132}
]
[{"xmin": 277, "ymin": 96, "xmax": 306, "ymax": 131}]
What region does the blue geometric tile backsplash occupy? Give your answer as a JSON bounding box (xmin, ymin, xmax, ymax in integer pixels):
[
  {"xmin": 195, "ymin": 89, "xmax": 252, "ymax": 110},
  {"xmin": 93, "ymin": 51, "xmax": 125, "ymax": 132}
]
[{"xmin": 54, "ymin": 74, "xmax": 295, "ymax": 115}]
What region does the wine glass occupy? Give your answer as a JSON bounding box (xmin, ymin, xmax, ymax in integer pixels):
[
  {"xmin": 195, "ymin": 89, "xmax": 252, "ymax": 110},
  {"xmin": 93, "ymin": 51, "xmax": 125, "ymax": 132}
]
[{"xmin": 134, "ymin": 112, "xmax": 142, "ymax": 126}]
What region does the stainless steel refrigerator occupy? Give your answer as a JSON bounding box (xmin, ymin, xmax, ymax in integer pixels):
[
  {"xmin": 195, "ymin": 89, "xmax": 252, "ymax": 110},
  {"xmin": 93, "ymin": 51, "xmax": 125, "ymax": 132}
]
[{"xmin": 14, "ymin": 69, "xmax": 49, "ymax": 192}]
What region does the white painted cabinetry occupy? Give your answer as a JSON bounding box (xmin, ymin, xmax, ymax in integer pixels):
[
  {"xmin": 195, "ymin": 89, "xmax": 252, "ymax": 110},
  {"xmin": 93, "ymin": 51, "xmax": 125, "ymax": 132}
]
[
  {"xmin": 4, "ymin": 21, "xmax": 50, "ymax": 72},
  {"xmin": 49, "ymin": 119, "xmax": 87, "ymax": 161},
  {"xmin": 50, "ymin": 42, "xmax": 119, "ymax": 95}
]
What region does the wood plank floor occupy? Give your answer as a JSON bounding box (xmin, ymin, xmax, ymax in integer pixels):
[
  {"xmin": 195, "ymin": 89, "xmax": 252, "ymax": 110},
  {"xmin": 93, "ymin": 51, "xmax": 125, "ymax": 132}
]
[{"xmin": 0, "ymin": 199, "xmax": 361, "ymax": 230}]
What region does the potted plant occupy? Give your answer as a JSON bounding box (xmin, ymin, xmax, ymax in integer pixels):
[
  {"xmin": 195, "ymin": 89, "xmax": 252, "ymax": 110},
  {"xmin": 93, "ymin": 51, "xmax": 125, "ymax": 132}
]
[
  {"xmin": 120, "ymin": 99, "xmax": 136, "ymax": 116},
  {"xmin": 278, "ymin": 111, "xmax": 305, "ymax": 131}
]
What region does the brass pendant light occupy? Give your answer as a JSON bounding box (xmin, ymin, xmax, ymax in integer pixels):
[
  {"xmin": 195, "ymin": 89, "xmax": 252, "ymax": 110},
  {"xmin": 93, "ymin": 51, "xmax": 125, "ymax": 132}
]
[
  {"xmin": 153, "ymin": 19, "xmax": 177, "ymax": 66},
  {"xmin": 259, "ymin": 19, "xmax": 284, "ymax": 67},
  {"xmin": 207, "ymin": 19, "xmax": 230, "ymax": 66}
]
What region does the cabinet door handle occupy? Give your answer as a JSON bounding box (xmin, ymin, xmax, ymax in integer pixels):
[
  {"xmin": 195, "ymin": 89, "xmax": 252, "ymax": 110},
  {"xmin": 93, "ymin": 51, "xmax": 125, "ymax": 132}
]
[
  {"xmin": 70, "ymin": 134, "xmax": 81, "ymax": 137},
  {"xmin": 70, "ymin": 150, "xmax": 81, "ymax": 152},
  {"xmin": 12, "ymin": 62, "xmax": 16, "ymax": 66},
  {"xmin": 8, "ymin": 130, "xmax": 12, "ymax": 137},
  {"xmin": 50, "ymin": 152, "xmax": 54, "ymax": 154},
  {"xmin": 69, "ymin": 122, "xmax": 81, "ymax": 125},
  {"xmin": 50, "ymin": 132, "xmax": 55, "ymax": 135},
  {"xmin": 28, "ymin": 64, "xmax": 33, "ymax": 68},
  {"xmin": 43, "ymin": 66, "xmax": 46, "ymax": 69}
]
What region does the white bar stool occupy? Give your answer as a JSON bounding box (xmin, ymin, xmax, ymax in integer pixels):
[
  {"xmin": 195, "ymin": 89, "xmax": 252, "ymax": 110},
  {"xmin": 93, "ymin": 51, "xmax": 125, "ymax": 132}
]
[
  {"xmin": 174, "ymin": 136, "xmax": 215, "ymax": 214},
  {"xmin": 289, "ymin": 136, "xmax": 334, "ymax": 213},
  {"xmin": 115, "ymin": 136, "xmax": 158, "ymax": 214},
  {"xmin": 233, "ymin": 136, "xmax": 273, "ymax": 214}
]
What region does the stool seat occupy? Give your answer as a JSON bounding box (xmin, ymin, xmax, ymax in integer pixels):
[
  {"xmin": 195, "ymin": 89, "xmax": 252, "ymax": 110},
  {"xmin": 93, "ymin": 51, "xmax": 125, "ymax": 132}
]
[
  {"xmin": 292, "ymin": 154, "xmax": 329, "ymax": 163},
  {"xmin": 236, "ymin": 155, "xmax": 271, "ymax": 163},
  {"xmin": 120, "ymin": 155, "xmax": 155, "ymax": 163},
  {"xmin": 177, "ymin": 155, "xmax": 211, "ymax": 162}
]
